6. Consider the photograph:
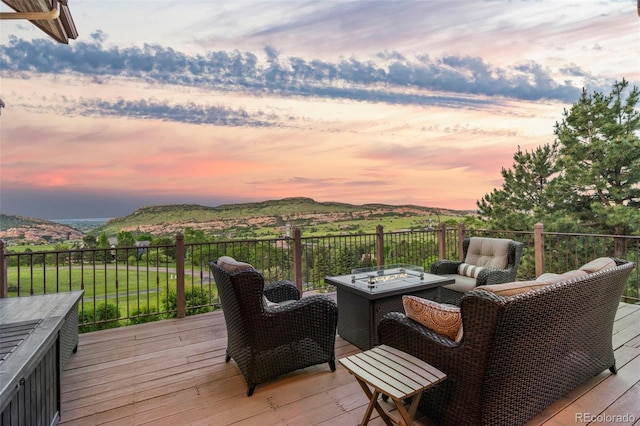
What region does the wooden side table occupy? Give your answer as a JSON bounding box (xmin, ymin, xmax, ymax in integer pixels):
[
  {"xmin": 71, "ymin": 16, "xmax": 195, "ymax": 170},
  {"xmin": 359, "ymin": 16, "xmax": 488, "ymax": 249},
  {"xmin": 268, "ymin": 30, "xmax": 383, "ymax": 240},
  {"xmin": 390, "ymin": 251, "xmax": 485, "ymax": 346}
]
[{"xmin": 339, "ymin": 344, "xmax": 446, "ymax": 426}]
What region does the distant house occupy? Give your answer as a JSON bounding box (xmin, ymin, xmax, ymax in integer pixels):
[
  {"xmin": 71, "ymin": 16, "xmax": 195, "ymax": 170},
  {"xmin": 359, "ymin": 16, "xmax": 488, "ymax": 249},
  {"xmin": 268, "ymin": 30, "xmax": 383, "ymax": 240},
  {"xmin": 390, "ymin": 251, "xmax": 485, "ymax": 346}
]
[
  {"xmin": 136, "ymin": 241, "xmax": 150, "ymax": 260},
  {"xmin": 106, "ymin": 238, "xmax": 150, "ymax": 260}
]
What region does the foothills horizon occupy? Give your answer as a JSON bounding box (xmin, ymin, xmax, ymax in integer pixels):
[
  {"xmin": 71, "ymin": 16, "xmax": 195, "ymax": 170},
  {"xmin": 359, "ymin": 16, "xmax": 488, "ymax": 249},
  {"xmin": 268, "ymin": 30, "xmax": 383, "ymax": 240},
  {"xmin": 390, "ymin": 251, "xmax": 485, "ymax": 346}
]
[
  {"xmin": 12, "ymin": 197, "xmax": 476, "ymax": 222},
  {"xmin": 1, "ymin": 1, "xmax": 638, "ymax": 219}
]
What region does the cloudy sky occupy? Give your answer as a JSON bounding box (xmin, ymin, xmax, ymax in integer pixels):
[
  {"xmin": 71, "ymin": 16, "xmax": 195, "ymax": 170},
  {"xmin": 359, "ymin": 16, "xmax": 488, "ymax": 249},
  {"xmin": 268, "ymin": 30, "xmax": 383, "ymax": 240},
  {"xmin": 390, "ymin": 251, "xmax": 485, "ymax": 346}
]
[{"xmin": 1, "ymin": 0, "xmax": 638, "ymax": 219}]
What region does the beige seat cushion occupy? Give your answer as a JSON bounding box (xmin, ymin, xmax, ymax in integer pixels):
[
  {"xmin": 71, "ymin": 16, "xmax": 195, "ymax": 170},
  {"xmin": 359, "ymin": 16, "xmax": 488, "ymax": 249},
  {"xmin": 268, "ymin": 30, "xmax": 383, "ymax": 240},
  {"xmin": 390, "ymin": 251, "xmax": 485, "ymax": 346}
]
[
  {"xmin": 465, "ymin": 237, "xmax": 511, "ymax": 269},
  {"xmin": 442, "ymin": 274, "xmax": 477, "ymax": 293},
  {"xmin": 403, "ymin": 295, "xmax": 463, "ymax": 341}
]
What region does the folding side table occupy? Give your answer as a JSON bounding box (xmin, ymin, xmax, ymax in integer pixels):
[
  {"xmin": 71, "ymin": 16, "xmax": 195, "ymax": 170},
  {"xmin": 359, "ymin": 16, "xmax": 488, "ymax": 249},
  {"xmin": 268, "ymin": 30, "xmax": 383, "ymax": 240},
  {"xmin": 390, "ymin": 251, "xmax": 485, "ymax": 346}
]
[{"xmin": 339, "ymin": 344, "xmax": 447, "ymax": 426}]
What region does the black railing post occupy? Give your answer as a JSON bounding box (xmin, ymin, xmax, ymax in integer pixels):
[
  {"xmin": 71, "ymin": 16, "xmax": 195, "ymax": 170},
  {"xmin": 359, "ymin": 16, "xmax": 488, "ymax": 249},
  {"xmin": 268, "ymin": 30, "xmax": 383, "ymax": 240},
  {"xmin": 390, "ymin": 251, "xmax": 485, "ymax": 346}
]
[
  {"xmin": 457, "ymin": 222, "xmax": 466, "ymax": 260},
  {"xmin": 176, "ymin": 233, "xmax": 186, "ymax": 318},
  {"xmin": 437, "ymin": 222, "xmax": 446, "ymax": 260},
  {"xmin": 0, "ymin": 240, "xmax": 7, "ymax": 298},
  {"xmin": 293, "ymin": 228, "xmax": 303, "ymax": 293},
  {"xmin": 534, "ymin": 222, "xmax": 544, "ymax": 277},
  {"xmin": 376, "ymin": 225, "xmax": 384, "ymax": 267}
]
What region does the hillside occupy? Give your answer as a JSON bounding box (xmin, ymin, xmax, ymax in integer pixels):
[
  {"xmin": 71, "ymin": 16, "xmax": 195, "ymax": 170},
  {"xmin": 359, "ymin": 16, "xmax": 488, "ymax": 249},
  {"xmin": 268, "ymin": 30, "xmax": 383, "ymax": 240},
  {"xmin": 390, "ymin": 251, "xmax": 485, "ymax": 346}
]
[
  {"xmin": 0, "ymin": 214, "xmax": 84, "ymax": 244},
  {"xmin": 97, "ymin": 197, "xmax": 470, "ymax": 237},
  {"xmin": 1, "ymin": 198, "xmax": 473, "ymax": 242}
]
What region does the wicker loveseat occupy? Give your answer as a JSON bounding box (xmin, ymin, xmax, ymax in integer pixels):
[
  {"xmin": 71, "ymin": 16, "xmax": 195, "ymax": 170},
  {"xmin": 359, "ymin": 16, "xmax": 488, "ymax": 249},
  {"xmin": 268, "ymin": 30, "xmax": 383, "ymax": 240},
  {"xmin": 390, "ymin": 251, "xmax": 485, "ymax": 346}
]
[
  {"xmin": 378, "ymin": 257, "xmax": 635, "ymax": 425},
  {"xmin": 210, "ymin": 257, "xmax": 338, "ymax": 396}
]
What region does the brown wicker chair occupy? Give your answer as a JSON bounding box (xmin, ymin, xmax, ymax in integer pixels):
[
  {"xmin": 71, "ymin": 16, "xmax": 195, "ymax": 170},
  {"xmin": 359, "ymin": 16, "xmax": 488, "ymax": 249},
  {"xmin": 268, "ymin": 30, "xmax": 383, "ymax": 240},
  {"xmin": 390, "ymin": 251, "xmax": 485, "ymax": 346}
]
[
  {"xmin": 209, "ymin": 258, "xmax": 338, "ymax": 396},
  {"xmin": 378, "ymin": 258, "xmax": 635, "ymax": 425},
  {"xmin": 430, "ymin": 237, "xmax": 524, "ymax": 305}
]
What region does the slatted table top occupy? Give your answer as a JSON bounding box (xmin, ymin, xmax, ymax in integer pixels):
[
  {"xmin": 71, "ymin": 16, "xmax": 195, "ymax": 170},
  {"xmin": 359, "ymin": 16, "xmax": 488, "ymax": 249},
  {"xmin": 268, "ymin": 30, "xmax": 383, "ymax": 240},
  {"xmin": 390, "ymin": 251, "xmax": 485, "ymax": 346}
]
[{"xmin": 339, "ymin": 344, "xmax": 446, "ymax": 400}]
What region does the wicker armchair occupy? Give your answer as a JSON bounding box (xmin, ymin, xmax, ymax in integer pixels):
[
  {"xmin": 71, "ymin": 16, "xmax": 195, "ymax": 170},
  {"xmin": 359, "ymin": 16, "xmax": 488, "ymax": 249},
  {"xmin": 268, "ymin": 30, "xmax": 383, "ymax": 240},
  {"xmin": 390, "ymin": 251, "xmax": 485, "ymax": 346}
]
[
  {"xmin": 209, "ymin": 258, "xmax": 338, "ymax": 396},
  {"xmin": 431, "ymin": 237, "xmax": 523, "ymax": 305},
  {"xmin": 379, "ymin": 259, "xmax": 635, "ymax": 425}
]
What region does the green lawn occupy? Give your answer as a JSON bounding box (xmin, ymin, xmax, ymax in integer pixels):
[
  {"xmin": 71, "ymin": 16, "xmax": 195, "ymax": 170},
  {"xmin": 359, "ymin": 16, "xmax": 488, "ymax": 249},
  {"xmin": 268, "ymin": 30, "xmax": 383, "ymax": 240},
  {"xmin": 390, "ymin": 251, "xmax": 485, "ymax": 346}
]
[{"xmin": 6, "ymin": 265, "xmax": 172, "ymax": 296}]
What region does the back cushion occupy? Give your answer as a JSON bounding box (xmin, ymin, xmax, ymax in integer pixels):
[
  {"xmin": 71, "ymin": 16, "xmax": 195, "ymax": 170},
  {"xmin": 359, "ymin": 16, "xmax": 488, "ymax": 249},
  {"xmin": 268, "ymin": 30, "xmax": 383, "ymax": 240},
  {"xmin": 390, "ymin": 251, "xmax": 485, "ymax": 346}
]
[
  {"xmin": 217, "ymin": 256, "xmax": 254, "ymax": 272},
  {"xmin": 465, "ymin": 237, "xmax": 510, "ymax": 269},
  {"xmin": 544, "ymin": 269, "xmax": 587, "ymax": 284},
  {"xmin": 480, "ymin": 279, "xmax": 551, "ymax": 297},
  {"xmin": 580, "ymin": 257, "xmax": 616, "ymax": 273}
]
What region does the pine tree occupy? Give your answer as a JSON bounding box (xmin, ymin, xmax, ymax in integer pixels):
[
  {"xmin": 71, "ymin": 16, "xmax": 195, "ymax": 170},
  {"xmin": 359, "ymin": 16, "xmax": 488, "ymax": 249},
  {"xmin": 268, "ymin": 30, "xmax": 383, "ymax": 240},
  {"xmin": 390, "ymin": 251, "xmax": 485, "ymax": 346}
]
[
  {"xmin": 477, "ymin": 143, "xmax": 558, "ymax": 230},
  {"xmin": 478, "ymin": 79, "xmax": 640, "ymax": 238},
  {"xmin": 549, "ymin": 79, "xmax": 640, "ymax": 235}
]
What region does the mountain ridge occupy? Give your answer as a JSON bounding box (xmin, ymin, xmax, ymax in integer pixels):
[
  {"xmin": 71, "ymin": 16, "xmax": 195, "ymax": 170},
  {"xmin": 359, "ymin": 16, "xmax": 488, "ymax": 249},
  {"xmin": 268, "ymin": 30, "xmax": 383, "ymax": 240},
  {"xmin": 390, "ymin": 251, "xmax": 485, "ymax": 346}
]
[{"xmin": 2, "ymin": 198, "xmax": 474, "ymax": 242}]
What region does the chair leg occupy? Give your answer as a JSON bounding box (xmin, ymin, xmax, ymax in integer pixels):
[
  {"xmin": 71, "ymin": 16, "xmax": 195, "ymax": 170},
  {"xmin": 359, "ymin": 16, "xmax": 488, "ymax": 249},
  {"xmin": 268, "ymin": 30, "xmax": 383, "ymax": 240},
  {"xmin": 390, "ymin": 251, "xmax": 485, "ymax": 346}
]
[
  {"xmin": 247, "ymin": 384, "xmax": 256, "ymax": 397},
  {"xmin": 329, "ymin": 358, "xmax": 336, "ymax": 371},
  {"xmin": 225, "ymin": 354, "xmax": 231, "ymax": 362},
  {"xmin": 610, "ymin": 365, "xmax": 618, "ymax": 374}
]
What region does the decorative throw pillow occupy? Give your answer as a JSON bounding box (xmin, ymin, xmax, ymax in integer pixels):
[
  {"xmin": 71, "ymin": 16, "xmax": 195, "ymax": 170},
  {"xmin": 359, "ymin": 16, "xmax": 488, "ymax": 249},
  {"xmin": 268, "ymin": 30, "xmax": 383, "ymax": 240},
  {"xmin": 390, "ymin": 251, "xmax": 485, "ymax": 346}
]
[
  {"xmin": 458, "ymin": 262, "xmax": 484, "ymax": 278},
  {"xmin": 217, "ymin": 256, "xmax": 253, "ymax": 272},
  {"xmin": 403, "ymin": 295, "xmax": 463, "ymax": 341}
]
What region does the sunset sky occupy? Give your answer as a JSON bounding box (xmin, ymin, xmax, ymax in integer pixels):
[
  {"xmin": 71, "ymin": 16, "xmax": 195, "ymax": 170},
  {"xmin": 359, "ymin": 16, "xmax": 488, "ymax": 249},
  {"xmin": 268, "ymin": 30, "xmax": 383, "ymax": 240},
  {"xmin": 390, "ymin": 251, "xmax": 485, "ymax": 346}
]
[{"xmin": 1, "ymin": 0, "xmax": 639, "ymax": 219}]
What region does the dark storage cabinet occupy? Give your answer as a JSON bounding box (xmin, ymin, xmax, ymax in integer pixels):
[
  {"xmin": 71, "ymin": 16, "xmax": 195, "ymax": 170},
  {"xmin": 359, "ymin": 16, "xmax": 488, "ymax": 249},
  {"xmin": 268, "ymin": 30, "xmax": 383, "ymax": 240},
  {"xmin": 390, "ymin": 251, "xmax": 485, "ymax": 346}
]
[{"xmin": 0, "ymin": 292, "xmax": 83, "ymax": 426}]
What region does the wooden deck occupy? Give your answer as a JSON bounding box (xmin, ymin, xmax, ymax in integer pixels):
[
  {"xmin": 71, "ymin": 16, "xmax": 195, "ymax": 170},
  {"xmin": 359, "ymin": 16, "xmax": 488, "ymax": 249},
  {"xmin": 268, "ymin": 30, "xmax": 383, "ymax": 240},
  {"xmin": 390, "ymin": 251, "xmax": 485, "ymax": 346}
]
[{"xmin": 59, "ymin": 300, "xmax": 640, "ymax": 425}]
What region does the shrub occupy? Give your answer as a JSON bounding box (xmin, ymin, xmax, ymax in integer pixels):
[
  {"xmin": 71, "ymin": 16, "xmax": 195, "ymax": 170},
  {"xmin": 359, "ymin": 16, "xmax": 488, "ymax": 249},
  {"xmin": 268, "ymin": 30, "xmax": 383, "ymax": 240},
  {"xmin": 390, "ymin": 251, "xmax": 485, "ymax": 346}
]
[
  {"xmin": 79, "ymin": 302, "xmax": 121, "ymax": 332},
  {"xmin": 129, "ymin": 305, "xmax": 163, "ymax": 325},
  {"xmin": 162, "ymin": 285, "xmax": 214, "ymax": 318}
]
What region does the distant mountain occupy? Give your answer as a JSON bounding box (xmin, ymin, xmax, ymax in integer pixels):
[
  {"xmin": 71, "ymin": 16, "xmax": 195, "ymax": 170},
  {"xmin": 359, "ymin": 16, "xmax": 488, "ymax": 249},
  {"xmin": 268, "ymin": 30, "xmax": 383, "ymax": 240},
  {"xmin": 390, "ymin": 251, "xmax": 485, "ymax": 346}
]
[
  {"xmin": 96, "ymin": 197, "xmax": 470, "ymax": 237},
  {"xmin": 1, "ymin": 198, "xmax": 474, "ymax": 242},
  {"xmin": 0, "ymin": 214, "xmax": 84, "ymax": 244}
]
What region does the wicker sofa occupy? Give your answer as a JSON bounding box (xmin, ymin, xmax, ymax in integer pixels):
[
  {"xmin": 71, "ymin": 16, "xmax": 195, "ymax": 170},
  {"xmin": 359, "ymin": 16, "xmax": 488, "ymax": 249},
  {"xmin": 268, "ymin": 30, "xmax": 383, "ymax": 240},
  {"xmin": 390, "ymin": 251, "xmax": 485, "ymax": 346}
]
[{"xmin": 378, "ymin": 257, "xmax": 635, "ymax": 425}]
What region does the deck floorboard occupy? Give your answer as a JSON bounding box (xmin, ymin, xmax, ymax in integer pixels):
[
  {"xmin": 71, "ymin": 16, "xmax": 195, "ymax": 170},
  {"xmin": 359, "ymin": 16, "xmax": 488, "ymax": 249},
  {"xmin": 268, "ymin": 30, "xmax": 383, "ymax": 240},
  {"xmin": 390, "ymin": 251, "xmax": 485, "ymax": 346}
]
[{"xmin": 59, "ymin": 300, "xmax": 640, "ymax": 425}]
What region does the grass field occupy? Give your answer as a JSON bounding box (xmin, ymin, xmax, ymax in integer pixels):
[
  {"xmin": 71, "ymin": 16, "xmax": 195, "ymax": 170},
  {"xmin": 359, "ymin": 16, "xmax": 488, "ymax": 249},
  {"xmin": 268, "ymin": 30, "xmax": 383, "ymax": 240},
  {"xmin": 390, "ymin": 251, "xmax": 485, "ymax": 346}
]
[{"xmin": 6, "ymin": 263, "xmax": 218, "ymax": 327}]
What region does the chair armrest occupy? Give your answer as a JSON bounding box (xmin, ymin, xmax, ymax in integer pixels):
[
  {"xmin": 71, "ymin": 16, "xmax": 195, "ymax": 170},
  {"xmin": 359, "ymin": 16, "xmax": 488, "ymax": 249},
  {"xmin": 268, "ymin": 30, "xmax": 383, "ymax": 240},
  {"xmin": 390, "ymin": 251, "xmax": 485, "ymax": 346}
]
[
  {"xmin": 269, "ymin": 294, "xmax": 336, "ymax": 315},
  {"xmin": 255, "ymin": 295, "xmax": 338, "ymax": 348},
  {"xmin": 430, "ymin": 260, "xmax": 462, "ymax": 275},
  {"xmin": 378, "ymin": 312, "xmax": 459, "ymax": 372},
  {"xmin": 476, "ymin": 267, "xmax": 517, "ymax": 286},
  {"xmin": 379, "ymin": 312, "xmax": 458, "ymax": 349},
  {"xmin": 263, "ymin": 280, "xmax": 301, "ymax": 303}
]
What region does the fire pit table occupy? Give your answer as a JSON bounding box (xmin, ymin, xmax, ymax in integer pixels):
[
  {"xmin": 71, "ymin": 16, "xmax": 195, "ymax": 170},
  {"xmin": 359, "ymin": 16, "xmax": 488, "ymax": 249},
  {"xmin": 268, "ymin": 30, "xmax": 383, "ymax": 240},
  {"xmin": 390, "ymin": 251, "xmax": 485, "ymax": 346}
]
[{"xmin": 325, "ymin": 265, "xmax": 454, "ymax": 350}]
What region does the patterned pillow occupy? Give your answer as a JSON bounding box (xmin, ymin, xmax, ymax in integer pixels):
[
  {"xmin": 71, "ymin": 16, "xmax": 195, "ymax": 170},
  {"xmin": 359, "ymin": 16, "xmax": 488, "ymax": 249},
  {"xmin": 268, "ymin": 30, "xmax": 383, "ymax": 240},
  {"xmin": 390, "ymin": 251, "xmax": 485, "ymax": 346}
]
[
  {"xmin": 458, "ymin": 262, "xmax": 485, "ymax": 278},
  {"xmin": 403, "ymin": 295, "xmax": 463, "ymax": 341}
]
